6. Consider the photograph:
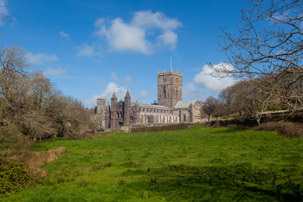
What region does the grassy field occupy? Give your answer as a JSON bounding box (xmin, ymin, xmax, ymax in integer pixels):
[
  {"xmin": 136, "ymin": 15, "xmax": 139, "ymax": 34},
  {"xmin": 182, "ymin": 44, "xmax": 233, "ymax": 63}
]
[{"xmin": 2, "ymin": 126, "xmax": 303, "ymax": 201}]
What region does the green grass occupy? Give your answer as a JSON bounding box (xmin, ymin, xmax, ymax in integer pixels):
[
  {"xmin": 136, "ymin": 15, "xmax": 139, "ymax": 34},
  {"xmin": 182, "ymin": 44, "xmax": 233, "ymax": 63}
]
[{"xmin": 2, "ymin": 126, "xmax": 303, "ymax": 201}]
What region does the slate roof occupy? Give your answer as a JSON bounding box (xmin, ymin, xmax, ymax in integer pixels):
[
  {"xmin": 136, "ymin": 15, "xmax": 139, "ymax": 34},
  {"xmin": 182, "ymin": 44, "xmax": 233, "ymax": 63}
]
[
  {"xmin": 174, "ymin": 100, "xmax": 197, "ymax": 109},
  {"xmin": 131, "ymin": 103, "xmax": 171, "ymax": 109}
]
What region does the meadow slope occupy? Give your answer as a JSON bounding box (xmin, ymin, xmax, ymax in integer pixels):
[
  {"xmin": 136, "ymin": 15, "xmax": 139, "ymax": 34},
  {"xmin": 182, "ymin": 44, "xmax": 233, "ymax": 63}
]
[{"xmin": 3, "ymin": 126, "xmax": 303, "ymax": 201}]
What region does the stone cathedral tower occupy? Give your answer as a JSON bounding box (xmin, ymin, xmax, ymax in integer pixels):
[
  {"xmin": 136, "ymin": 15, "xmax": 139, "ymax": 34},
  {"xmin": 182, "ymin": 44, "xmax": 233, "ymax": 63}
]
[{"xmin": 157, "ymin": 68, "xmax": 183, "ymax": 108}]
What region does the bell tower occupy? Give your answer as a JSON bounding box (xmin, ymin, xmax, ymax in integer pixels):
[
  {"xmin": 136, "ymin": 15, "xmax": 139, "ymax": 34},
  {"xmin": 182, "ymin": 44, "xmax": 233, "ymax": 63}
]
[{"xmin": 157, "ymin": 67, "xmax": 182, "ymax": 108}]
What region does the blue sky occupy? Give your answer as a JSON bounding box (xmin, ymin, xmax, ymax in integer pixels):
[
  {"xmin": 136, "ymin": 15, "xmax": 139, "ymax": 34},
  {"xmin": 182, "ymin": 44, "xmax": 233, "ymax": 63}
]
[{"xmin": 0, "ymin": 0, "xmax": 246, "ymax": 107}]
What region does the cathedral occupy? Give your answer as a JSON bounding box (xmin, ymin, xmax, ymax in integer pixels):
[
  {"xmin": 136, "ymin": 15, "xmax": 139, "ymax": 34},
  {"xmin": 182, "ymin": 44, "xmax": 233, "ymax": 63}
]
[{"xmin": 95, "ymin": 68, "xmax": 205, "ymax": 129}]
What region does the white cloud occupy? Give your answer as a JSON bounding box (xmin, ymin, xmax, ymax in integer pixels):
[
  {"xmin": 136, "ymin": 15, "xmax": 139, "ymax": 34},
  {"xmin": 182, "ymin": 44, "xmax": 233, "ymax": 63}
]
[
  {"xmin": 139, "ymin": 90, "xmax": 149, "ymax": 99},
  {"xmin": 77, "ymin": 43, "xmax": 102, "ymax": 57},
  {"xmin": 157, "ymin": 30, "xmax": 178, "ymax": 49},
  {"xmin": 83, "ymin": 82, "xmax": 128, "ymax": 107},
  {"xmin": 132, "ymin": 10, "xmax": 181, "ymax": 30},
  {"xmin": 0, "ymin": 0, "xmax": 9, "ymax": 26},
  {"xmin": 97, "ymin": 18, "xmax": 150, "ymax": 54},
  {"xmin": 59, "ymin": 31, "xmax": 70, "ymax": 40},
  {"xmin": 193, "ymin": 63, "xmax": 236, "ymax": 94},
  {"xmin": 110, "ymin": 72, "xmax": 132, "ymax": 83},
  {"xmin": 44, "ymin": 67, "xmax": 66, "ymax": 76},
  {"xmin": 27, "ymin": 52, "xmax": 58, "ymax": 65},
  {"xmin": 183, "ymin": 82, "xmax": 202, "ymax": 99},
  {"xmin": 95, "ymin": 10, "xmax": 182, "ymax": 54}
]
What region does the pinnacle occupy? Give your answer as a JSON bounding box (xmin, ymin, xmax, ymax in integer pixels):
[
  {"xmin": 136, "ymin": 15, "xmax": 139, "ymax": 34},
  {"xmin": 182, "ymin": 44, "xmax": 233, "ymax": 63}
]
[
  {"xmin": 112, "ymin": 90, "xmax": 117, "ymax": 99},
  {"xmin": 125, "ymin": 88, "xmax": 130, "ymax": 97}
]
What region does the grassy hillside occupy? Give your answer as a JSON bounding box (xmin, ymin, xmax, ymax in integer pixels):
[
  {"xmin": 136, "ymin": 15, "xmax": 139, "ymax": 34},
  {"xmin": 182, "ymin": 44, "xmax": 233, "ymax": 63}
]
[{"xmin": 3, "ymin": 126, "xmax": 303, "ymax": 201}]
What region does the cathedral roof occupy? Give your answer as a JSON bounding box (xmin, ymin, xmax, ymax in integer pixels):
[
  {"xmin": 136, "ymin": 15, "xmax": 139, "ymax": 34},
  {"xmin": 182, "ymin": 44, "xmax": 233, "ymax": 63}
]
[
  {"xmin": 174, "ymin": 100, "xmax": 197, "ymax": 108},
  {"xmin": 131, "ymin": 103, "xmax": 171, "ymax": 109}
]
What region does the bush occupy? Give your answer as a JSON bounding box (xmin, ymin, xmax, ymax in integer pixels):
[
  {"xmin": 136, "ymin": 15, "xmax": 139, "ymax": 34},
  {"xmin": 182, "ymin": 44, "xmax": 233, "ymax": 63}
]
[
  {"xmin": 267, "ymin": 105, "xmax": 282, "ymax": 111},
  {"xmin": 254, "ymin": 121, "xmax": 303, "ymax": 138},
  {"xmin": 0, "ymin": 123, "xmax": 31, "ymax": 157},
  {"xmin": 0, "ymin": 159, "xmax": 32, "ymax": 194}
]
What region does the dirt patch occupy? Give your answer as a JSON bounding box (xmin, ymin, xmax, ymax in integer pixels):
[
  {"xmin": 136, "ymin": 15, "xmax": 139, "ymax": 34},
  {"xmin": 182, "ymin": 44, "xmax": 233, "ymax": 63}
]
[{"xmin": 9, "ymin": 147, "xmax": 69, "ymax": 176}]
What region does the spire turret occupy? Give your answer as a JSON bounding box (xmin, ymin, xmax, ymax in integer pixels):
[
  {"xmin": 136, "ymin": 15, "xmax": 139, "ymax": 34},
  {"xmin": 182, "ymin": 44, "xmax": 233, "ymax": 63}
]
[
  {"xmin": 125, "ymin": 89, "xmax": 130, "ymax": 98},
  {"xmin": 112, "ymin": 90, "xmax": 117, "ymax": 99}
]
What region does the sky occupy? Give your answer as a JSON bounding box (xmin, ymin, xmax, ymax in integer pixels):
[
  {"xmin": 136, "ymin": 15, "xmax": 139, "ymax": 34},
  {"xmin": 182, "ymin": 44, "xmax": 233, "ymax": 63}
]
[{"xmin": 0, "ymin": 0, "xmax": 246, "ymax": 107}]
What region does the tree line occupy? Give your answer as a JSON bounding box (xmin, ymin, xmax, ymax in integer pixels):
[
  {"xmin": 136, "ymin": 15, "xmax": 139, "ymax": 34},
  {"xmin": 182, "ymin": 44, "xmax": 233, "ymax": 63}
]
[
  {"xmin": 203, "ymin": 78, "xmax": 288, "ymax": 125},
  {"xmin": 0, "ymin": 46, "xmax": 94, "ymax": 157}
]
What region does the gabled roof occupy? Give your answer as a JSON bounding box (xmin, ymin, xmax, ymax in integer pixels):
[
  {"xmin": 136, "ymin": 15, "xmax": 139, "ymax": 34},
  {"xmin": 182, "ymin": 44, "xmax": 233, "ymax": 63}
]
[
  {"xmin": 174, "ymin": 100, "xmax": 197, "ymax": 109},
  {"xmin": 131, "ymin": 103, "xmax": 171, "ymax": 109}
]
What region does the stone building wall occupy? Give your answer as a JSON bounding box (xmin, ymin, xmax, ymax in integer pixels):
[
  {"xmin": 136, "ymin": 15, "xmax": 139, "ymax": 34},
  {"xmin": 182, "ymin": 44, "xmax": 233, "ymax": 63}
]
[
  {"xmin": 95, "ymin": 98, "xmax": 106, "ymax": 129},
  {"xmin": 137, "ymin": 104, "xmax": 179, "ymax": 124}
]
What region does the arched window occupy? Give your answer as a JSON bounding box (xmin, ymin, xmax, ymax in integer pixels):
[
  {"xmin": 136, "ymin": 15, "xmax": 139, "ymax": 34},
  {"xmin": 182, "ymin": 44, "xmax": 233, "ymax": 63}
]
[
  {"xmin": 184, "ymin": 114, "xmax": 186, "ymax": 121},
  {"xmin": 164, "ymin": 89, "xmax": 166, "ymax": 99},
  {"xmin": 176, "ymin": 90, "xmax": 178, "ymax": 98}
]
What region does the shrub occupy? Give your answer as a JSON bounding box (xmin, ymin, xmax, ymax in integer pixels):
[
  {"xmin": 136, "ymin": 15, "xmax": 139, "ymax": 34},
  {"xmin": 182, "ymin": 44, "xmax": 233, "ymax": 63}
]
[
  {"xmin": 267, "ymin": 105, "xmax": 282, "ymax": 111},
  {"xmin": 0, "ymin": 123, "xmax": 31, "ymax": 157},
  {"xmin": 254, "ymin": 121, "xmax": 303, "ymax": 138},
  {"xmin": 0, "ymin": 159, "xmax": 32, "ymax": 194}
]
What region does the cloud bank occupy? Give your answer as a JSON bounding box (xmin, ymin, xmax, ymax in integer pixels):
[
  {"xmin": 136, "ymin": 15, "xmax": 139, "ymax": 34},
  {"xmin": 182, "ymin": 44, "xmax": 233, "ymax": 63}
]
[
  {"xmin": 193, "ymin": 63, "xmax": 236, "ymax": 94},
  {"xmin": 83, "ymin": 82, "xmax": 128, "ymax": 107},
  {"xmin": 95, "ymin": 10, "xmax": 182, "ymax": 54}
]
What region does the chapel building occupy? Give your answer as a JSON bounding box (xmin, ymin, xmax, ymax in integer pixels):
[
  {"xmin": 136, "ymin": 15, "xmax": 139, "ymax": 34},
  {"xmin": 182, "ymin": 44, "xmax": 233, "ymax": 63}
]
[{"xmin": 95, "ymin": 68, "xmax": 206, "ymax": 129}]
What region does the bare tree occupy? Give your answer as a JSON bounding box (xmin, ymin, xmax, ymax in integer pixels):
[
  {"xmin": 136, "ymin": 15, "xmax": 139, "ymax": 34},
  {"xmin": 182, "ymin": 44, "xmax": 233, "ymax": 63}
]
[
  {"xmin": 0, "ymin": 0, "xmax": 11, "ymax": 35},
  {"xmin": 0, "ymin": 46, "xmax": 94, "ymax": 143},
  {"xmin": 219, "ymin": 85, "xmax": 238, "ymax": 116},
  {"xmin": 203, "ymin": 96, "xmax": 219, "ymax": 121},
  {"xmin": 219, "ymin": 79, "xmax": 282, "ymax": 125},
  {"xmin": 210, "ymin": 0, "xmax": 303, "ymax": 110}
]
